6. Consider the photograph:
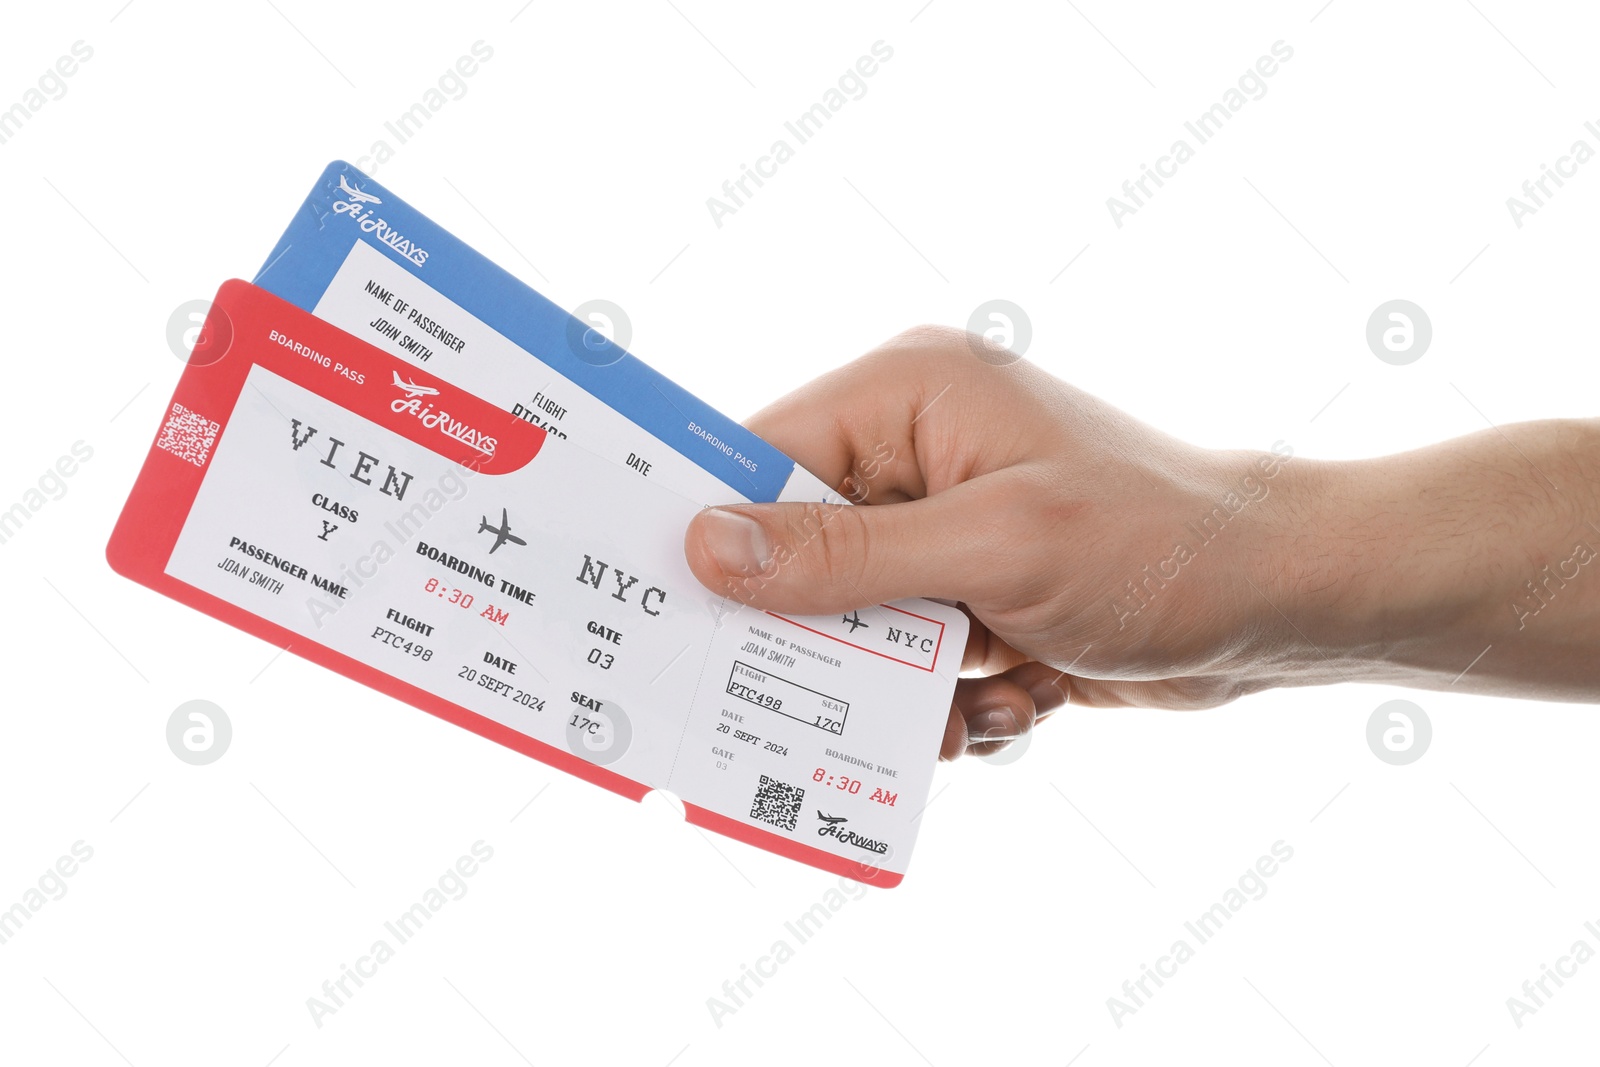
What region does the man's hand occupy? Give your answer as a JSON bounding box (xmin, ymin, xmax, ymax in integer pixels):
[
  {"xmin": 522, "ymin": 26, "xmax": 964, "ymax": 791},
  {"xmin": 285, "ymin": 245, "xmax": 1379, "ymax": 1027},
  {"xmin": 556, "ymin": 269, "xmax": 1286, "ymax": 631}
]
[
  {"xmin": 683, "ymin": 327, "xmax": 1600, "ymax": 759},
  {"xmin": 682, "ymin": 327, "xmax": 1310, "ymax": 759}
]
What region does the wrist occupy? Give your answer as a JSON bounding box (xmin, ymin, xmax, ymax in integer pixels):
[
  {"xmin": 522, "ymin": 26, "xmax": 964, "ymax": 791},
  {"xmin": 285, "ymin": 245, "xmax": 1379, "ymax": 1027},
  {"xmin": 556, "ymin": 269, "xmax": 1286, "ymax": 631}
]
[
  {"xmin": 1152, "ymin": 443, "xmax": 1355, "ymax": 686},
  {"xmin": 1252, "ymin": 454, "xmax": 1429, "ymax": 679},
  {"xmin": 1217, "ymin": 449, "xmax": 1380, "ymax": 685}
]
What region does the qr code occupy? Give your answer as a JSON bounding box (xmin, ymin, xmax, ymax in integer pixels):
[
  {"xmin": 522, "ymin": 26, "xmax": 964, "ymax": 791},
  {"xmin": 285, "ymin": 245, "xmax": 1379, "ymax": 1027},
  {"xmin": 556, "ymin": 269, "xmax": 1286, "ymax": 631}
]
[
  {"xmin": 749, "ymin": 774, "xmax": 804, "ymax": 832},
  {"xmin": 155, "ymin": 401, "xmax": 220, "ymax": 467}
]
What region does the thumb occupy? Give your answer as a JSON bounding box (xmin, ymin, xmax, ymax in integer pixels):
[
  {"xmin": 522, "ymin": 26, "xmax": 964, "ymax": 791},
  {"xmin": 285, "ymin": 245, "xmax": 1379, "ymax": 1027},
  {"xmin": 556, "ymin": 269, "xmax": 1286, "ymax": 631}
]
[{"xmin": 684, "ymin": 486, "xmax": 987, "ymax": 613}]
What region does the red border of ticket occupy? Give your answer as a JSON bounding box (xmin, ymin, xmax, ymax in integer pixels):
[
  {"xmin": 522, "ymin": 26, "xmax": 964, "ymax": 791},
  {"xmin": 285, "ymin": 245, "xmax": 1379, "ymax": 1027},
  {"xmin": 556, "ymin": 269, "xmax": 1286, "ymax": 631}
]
[{"xmin": 107, "ymin": 280, "xmax": 906, "ymax": 887}]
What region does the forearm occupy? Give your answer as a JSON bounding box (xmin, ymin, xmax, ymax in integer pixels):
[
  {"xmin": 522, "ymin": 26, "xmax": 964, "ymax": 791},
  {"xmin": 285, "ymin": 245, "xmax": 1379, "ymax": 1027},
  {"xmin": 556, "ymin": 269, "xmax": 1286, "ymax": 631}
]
[{"xmin": 1258, "ymin": 418, "xmax": 1600, "ymax": 699}]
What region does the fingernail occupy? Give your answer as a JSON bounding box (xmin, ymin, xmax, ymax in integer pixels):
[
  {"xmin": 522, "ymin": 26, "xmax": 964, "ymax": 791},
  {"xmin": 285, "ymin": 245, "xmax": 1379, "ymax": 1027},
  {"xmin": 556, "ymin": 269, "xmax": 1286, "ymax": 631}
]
[
  {"xmin": 968, "ymin": 707, "xmax": 1021, "ymax": 746},
  {"xmin": 699, "ymin": 509, "xmax": 770, "ymax": 577}
]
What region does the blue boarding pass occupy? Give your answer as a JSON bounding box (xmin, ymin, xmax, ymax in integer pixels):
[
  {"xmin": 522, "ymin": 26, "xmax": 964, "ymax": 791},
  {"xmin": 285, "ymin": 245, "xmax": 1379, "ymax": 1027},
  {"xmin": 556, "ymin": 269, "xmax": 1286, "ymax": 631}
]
[{"xmin": 255, "ymin": 161, "xmax": 841, "ymax": 508}]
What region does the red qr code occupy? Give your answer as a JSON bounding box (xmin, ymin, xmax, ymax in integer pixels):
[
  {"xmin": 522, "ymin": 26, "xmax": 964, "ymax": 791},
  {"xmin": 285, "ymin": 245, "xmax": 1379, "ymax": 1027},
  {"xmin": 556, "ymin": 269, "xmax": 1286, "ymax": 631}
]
[{"xmin": 155, "ymin": 402, "xmax": 220, "ymax": 467}]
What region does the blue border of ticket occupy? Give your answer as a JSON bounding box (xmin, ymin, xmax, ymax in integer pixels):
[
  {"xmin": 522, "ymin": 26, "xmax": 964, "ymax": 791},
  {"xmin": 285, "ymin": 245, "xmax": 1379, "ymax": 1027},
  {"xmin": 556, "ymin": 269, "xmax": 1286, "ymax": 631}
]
[{"xmin": 255, "ymin": 161, "xmax": 794, "ymax": 502}]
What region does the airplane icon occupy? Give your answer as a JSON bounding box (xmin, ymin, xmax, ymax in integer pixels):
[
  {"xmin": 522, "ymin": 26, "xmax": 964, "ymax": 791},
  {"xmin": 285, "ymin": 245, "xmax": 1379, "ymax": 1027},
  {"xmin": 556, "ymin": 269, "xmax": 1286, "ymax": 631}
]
[
  {"xmin": 393, "ymin": 371, "xmax": 439, "ymax": 398},
  {"xmin": 337, "ymin": 174, "xmax": 382, "ymax": 205},
  {"xmin": 816, "ymin": 812, "xmax": 847, "ymax": 826},
  {"xmin": 841, "ymin": 610, "xmax": 867, "ymax": 633},
  {"xmin": 478, "ymin": 508, "xmax": 527, "ymax": 554}
]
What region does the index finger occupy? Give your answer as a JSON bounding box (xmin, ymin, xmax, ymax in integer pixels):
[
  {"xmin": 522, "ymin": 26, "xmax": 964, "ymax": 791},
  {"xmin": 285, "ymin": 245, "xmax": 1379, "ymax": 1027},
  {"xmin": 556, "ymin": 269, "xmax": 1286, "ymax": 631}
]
[{"xmin": 743, "ymin": 350, "xmax": 929, "ymax": 504}]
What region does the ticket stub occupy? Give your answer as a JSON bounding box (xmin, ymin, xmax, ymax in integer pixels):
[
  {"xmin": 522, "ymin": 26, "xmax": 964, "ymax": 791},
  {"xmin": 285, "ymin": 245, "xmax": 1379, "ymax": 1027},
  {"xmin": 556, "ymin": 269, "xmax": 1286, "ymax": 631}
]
[
  {"xmin": 255, "ymin": 161, "xmax": 842, "ymax": 508},
  {"xmin": 107, "ymin": 281, "xmax": 966, "ymax": 885}
]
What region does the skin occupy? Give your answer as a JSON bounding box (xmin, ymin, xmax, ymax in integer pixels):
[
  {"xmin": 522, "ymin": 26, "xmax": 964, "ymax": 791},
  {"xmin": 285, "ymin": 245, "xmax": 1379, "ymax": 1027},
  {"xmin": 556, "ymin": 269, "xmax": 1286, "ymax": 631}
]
[{"xmin": 683, "ymin": 327, "xmax": 1600, "ymax": 760}]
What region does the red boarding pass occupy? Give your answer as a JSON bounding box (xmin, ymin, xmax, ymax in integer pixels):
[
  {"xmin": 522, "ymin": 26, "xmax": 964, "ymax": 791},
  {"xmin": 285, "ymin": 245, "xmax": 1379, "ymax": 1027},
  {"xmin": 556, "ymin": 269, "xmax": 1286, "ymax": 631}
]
[{"xmin": 108, "ymin": 281, "xmax": 968, "ymax": 885}]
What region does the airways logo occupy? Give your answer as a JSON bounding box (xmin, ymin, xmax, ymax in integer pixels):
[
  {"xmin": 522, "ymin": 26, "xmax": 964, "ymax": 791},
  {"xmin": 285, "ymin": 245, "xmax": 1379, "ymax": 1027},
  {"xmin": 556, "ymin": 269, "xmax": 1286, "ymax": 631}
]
[
  {"xmin": 330, "ymin": 172, "xmax": 429, "ymax": 267},
  {"xmin": 388, "ymin": 375, "xmax": 496, "ymax": 457},
  {"xmin": 815, "ymin": 811, "xmax": 888, "ymax": 855}
]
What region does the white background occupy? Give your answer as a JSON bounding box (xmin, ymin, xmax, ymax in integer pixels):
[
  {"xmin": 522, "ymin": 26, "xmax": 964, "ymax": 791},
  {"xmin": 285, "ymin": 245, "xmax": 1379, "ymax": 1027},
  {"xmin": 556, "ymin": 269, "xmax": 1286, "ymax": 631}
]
[{"xmin": 3, "ymin": 1, "xmax": 1599, "ymax": 1064}]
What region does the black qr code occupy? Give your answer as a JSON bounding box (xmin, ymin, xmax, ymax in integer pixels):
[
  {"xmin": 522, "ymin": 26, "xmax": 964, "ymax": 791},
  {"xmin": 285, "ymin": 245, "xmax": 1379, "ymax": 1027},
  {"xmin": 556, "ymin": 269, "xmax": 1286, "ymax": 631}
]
[
  {"xmin": 155, "ymin": 402, "xmax": 220, "ymax": 467},
  {"xmin": 749, "ymin": 775, "xmax": 804, "ymax": 832}
]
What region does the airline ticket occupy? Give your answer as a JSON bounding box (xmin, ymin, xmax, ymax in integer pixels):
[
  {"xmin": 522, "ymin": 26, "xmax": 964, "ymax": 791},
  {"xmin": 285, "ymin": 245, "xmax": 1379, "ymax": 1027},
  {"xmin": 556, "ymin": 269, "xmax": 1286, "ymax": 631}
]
[
  {"xmin": 108, "ymin": 281, "xmax": 966, "ymax": 885},
  {"xmin": 255, "ymin": 161, "xmax": 841, "ymax": 507}
]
